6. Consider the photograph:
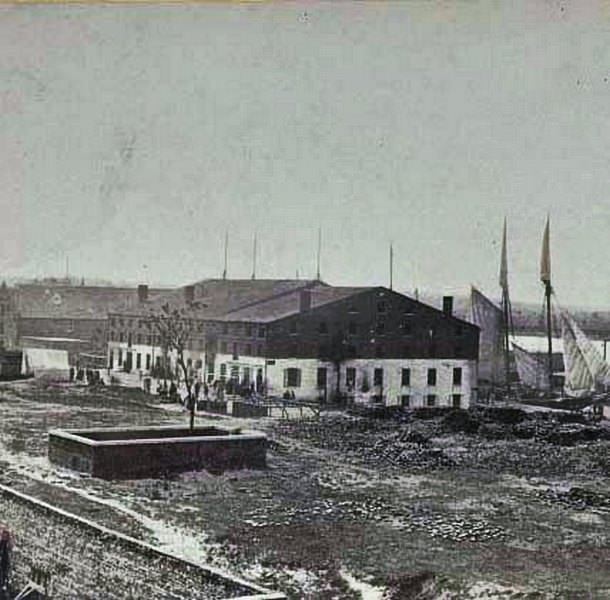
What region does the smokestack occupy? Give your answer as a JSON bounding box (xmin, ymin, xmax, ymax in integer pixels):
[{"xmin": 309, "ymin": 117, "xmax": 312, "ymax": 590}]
[
  {"xmin": 442, "ymin": 296, "xmax": 453, "ymax": 317},
  {"xmin": 137, "ymin": 284, "xmax": 148, "ymax": 303},
  {"xmin": 299, "ymin": 289, "xmax": 312, "ymax": 312},
  {"xmin": 184, "ymin": 285, "xmax": 195, "ymax": 304}
]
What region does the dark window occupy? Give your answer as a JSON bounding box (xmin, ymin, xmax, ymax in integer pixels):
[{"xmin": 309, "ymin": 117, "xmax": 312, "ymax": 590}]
[
  {"xmin": 187, "ymin": 358, "xmax": 193, "ymax": 367},
  {"xmin": 348, "ymin": 303, "xmax": 358, "ymax": 314},
  {"xmin": 257, "ymin": 344, "xmax": 264, "ymax": 356},
  {"xmin": 119, "ymin": 332, "xmax": 125, "ymax": 343},
  {"xmin": 452, "ymin": 394, "xmax": 462, "ymax": 408},
  {"xmin": 346, "ymin": 367, "xmax": 356, "ymax": 388},
  {"xmin": 145, "ymin": 354, "xmax": 151, "ymax": 370},
  {"xmin": 374, "ymin": 368, "xmax": 383, "ymax": 386},
  {"xmin": 136, "ymin": 353, "xmax": 141, "ymax": 369},
  {"xmin": 136, "ymin": 334, "xmax": 142, "ymax": 345},
  {"xmin": 108, "ymin": 351, "xmax": 114, "ymax": 370},
  {"xmin": 401, "ymin": 368, "xmax": 411, "ymax": 386},
  {"xmin": 348, "ymin": 321, "xmax": 357, "ymax": 335},
  {"xmin": 316, "ymin": 367, "xmax": 327, "ymax": 389},
  {"xmin": 284, "ymin": 368, "xmax": 301, "ymax": 388},
  {"xmin": 127, "ymin": 333, "xmax": 132, "ymax": 347},
  {"xmin": 246, "ymin": 344, "xmax": 252, "ymax": 355},
  {"xmin": 427, "ymin": 368, "xmax": 437, "ymax": 386},
  {"xmin": 401, "ymin": 395, "xmax": 411, "ymax": 407},
  {"xmin": 318, "ymin": 321, "xmax": 328, "ymax": 334},
  {"xmin": 118, "ymin": 349, "xmax": 123, "ymax": 365},
  {"xmin": 232, "ymin": 343, "xmax": 239, "ymax": 360},
  {"xmin": 221, "ymin": 341, "xmax": 228, "ymax": 354},
  {"xmin": 207, "ymin": 362, "xmax": 214, "ymax": 375},
  {"xmin": 230, "ymin": 365, "xmax": 239, "ymax": 382},
  {"xmin": 289, "ymin": 321, "xmax": 297, "ymax": 335},
  {"xmin": 377, "ymin": 300, "xmax": 387, "ymax": 313},
  {"xmin": 155, "ymin": 356, "xmax": 161, "ymax": 367},
  {"xmin": 401, "ymin": 321, "xmax": 412, "ymax": 335},
  {"xmin": 246, "ymin": 324, "xmax": 253, "ymax": 337},
  {"xmin": 376, "ymin": 321, "xmax": 385, "ymax": 335},
  {"xmin": 220, "ymin": 364, "xmax": 227, "ymax": 380},
  {"xmin": 427, "ymin": 394, "xmax": 436, "ymax": 407},
  {"xmin": 146, "ymin": 335, "xmax": 151, "ymax": 345},
  {"xmin": 222, "ymin": 323, "xmax": 229, "ymax": 334},
  {"xmin": 258, "ymin": 326, "xmax": 266, "ymax": 338},
  {"xmin": 453, "ymin": 367, "xmax": 463, "ymax": 386}
]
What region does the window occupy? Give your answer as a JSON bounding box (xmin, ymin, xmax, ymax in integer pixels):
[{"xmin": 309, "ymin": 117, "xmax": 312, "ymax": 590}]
[
  {"xmin": 145, "ymin": 354, "xmax": 151, "ymax": 370},
  {"xmin": 375, "ymin": 345, "xmax": 384, "ymax": 358},
  {"xmin": 427, "ymin": 394, "xmax": 436, "ymax": 407},
  {"xmin": 127, "ymin": 333, "xmax": 132, "ymax": 347},
  {"xmin": 136, "ymin": 353, "xmax": 141, "ymax": 369},
  {"xmin": 374, "ymin": 368, "xmax": 383, "ymax": 386},
  {"xmin": 316, "ymin": 367, "xmax": 327, "ymax": 389},
  {"xmin": 233, "ymin": 343, "xmax": 239, "ymax": 360},
  {"xmin": 289, "ymin": 321, "xmax": 297, "ymax": 335},
  {"xmin": 348, "ymin": 321, "xmax": 357, "ymax": 335},
  {"xmin": 118, "ymin": 349, "xmax": 123, "ymax": 366},
  {"xmin": 401, "ymin": 368, "xmax": 411, "ymax": 387},
  {"xmin": 221, "ymin": 341, "xmax": 228, "ymax": 354},
  {"xmin": 376, "ymin": 321, "xmax": 385, "ymax": 335},
  {"xmin": 246, "ymin": 344, "xmax": 252, "ymax": 355},
  {"xmin": 346, "ymin": 367, "xmax": 356, "ymax": 388},
  {"xmin": 427, "ymin": 368, "xmax": 437, "ymax": 386},
  {"xmin": 187, "ymin": 358, "xmax": 193, "ymax": 367},
  {"xmin": 243, "ymin": 367, "xmax": 251, "ymax": 385},
  {"xmin": 452, "ymin": 394, "xmax": 462, "ymax": 408},
  {"xmin": 453, "ymin": 367, "xmax": 463, "ymax": 386},
  {"xmin": 222, "ymin": 323, "xmax": 229, "ymax": 334},
  {"xmin": 257, "ymin": 344, "xmax": 264, "ymax": 356},
  {"xmin": 377, "ymin": 300, "xmax": 387, "ymax": 313},
  {"xmin": 146, "ymin": 335, "xmax": 152, "ymax": 345},
  {"xmin": 258, "ymin": 326, "xmax": 266, "ymax": 339},
  {"xmin": 246, "ymin": 324, "xmax": 253, "ymax": 337},
  {"xmin": 318, "ymin": 321, "xmax": 328, "ymax": 334},
  {"xmin": 207, "ymin": 362, "xmax": 214, "ymax": 376},
  {"xmin": 284, "ymin": 368, "xmax": 302, "ymax": 388},
  {"xmin": 108, "ymin": 351, "xmax": 114, "ymax": 370},
  {"xmin": 119, "ymin": 332, "xmax": 125, "ymax": 343},
  {"xmin": 220, "ymin": 363, "xmax": 227, "ymax": 381},
  {"xmin": 155, "ymin": 356, "xmax": 161, "ymax": 368},
  {"xmin": 401, "ymin": 320, "xmax": 412, "ymax": 335},
  {"xmin": 401, "ymin": 395, "xmax": 411, "ymax": 407},
  {"xmin": 136, "ymin": 334, "xmax": 142, "ymax": 345},
  {"xmin": 348, "ymin": 303, "xmax": 358, "ymax": 314},
  {"xmin": 230, "ymin": 365, "xmax": 239, "ymax": 382}
]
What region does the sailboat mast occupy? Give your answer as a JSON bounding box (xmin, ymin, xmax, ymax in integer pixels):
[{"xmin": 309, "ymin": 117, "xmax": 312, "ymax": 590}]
[
  {"xmin": 499, "ymin": 218, "xmax": 511, "ymax": 393},
  {"xmin": 540, "ymin": 216, "xmax": 553, "ymax": 390}
]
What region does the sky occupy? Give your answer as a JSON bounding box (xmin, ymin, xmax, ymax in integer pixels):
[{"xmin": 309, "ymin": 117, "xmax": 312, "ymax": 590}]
[{"xmin": 0, "ymin": 2, "xmax": 609, "ymax": 308}]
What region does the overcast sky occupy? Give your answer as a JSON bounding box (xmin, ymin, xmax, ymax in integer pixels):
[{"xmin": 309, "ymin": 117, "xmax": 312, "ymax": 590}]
[{"xmin": 1, "ymin": 2, "xmax": 609, "ymax": 308}]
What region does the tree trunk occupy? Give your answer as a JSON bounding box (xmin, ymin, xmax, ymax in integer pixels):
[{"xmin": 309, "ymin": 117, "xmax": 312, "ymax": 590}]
[{"xmin": 178, "ymin": 357, "xmax": 194, "ymax": 433}]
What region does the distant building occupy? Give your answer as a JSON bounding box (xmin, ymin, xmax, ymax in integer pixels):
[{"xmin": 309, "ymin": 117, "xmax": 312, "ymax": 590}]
[{"xmin": 107, "ymin": 280, "xmax": 480, "ymax": 408}]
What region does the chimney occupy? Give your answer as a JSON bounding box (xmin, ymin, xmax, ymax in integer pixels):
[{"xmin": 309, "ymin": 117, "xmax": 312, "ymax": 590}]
[
  {"xmin": 442, "ymin": 296, "xmax": 453, "ymax": 317},
  {"xmin": 299, "ymin": 289, "xmax": 312, "ymax": 312},
  {"xmin": 184, "ymin": 285, "xmax": 195, "ymax": 304},
  {"xmin": 137, "ymin": 284, "xmax": 148, "ymax": 303}
]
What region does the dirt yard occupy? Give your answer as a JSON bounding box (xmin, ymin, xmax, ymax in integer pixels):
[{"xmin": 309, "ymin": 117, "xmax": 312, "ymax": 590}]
[{"xmin": 0, "ymin": 380, "xmax": 609, "ymax": 599}]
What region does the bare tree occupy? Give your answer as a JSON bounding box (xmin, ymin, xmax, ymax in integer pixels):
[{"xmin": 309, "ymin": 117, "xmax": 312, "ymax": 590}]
[{"xmin": 148, "ymin": 302, "xmax": 204, "ymax": 432}]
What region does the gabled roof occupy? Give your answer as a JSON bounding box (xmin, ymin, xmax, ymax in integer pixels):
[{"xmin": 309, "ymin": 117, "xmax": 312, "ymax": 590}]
[
  {"xmin": 15, "ymin": 284, "xmax": 166, "ymax": 320},
  {"xmin": 218, "ymin": 286, "xmax": 372, "ymax": 323}
]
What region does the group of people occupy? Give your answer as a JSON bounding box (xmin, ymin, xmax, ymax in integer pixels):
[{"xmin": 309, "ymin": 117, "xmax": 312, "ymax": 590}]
[{"xmin": 69, "ymin": 367, "xmax": 104, "ymax": 386}]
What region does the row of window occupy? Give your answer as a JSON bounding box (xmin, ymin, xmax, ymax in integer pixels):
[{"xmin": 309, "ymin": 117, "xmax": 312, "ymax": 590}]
[
  {"xmin": 400, "ymin": 394, "xmax": 462, "ymax": 408},
  {"xmin": 281, "ymin": 366, "xmax": 463, "ymax": 388},
  {"xmin": 288, "ymin": 320, "xmax": 465, "ymax": 337}
]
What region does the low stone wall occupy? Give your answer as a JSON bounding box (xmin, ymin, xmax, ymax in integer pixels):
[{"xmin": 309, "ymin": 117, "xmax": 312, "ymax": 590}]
[{"xmin": 49, "ymin": 426, "xmax": 267, "ymax": 479}]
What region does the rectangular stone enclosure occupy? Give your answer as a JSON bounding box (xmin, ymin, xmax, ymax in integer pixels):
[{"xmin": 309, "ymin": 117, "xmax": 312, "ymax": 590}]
[{"xmin": 48, "ymin": 426, "xmax": 267, "ymax": 479}]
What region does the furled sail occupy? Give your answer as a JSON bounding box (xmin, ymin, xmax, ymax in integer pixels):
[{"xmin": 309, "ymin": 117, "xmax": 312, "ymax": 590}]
[
  {"xmin": 512, "ymin": 342, "xmax": 550, "ymax": 390},
  {"xmin": 470, "ymin": 287, "xmax": 504, "ymax": 384},
  {"xmin": 560, "ymin": 310, "xmax": 610, "ymax": 397}
]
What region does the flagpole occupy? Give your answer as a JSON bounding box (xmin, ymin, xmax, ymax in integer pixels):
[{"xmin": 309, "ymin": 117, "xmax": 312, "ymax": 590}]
[
  {"xmin": 541, "ymin": 216, "xmax": 553, "ymax": 391},
  {"xmin": 499, "ymin": 218, "xmax": 511, "ymax": 394}
]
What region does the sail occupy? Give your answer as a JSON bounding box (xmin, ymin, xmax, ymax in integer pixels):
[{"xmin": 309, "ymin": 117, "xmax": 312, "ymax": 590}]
[
  {"xmin": 560, "ymin": 310, "xmax": 610, "ymax": 397},
  {"xmin": 512, "ymin": 342, "xmax": 550, "ymax": 390},
  {"xmin": 470, "ymin": 287, "xmax": 504, "ymax": 384}
]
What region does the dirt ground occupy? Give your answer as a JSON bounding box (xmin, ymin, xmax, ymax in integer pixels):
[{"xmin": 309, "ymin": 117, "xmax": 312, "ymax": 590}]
[{"xmin": 1, "ymin": 380, "xmax": 609, "ymax": 599}]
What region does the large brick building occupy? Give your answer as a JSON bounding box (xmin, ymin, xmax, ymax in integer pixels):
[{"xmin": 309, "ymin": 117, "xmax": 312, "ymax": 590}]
[{"xmin": 107, "ymin": 279, "xmax": 480, "ymax": 408}]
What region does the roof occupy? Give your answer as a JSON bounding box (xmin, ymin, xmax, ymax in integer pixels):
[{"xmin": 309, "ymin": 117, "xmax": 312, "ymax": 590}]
[
  {"xmin": 219, "ymin": 286, "xmax": 372, "ymax": 323},
  {"xmin": 110, "ymin": 279, "xmax": 327, "ymax": 319},
  {"xmin": 15, "ymin": 284, "xmax": 160, "ymax": 320}
]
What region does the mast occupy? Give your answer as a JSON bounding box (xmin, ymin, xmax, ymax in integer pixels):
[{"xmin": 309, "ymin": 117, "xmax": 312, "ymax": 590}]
[
  {"xmin": 540, "ymin": 216, "xmax": 553, "ymax": 390},
  {"xmin": 316, "ymin": 228, "xmax": 321, "ymax": 281},
  {"xmin": 499, "ymin": 218, "xmax": 511, "ymax": 393},
  {"xmin": 222, "ymin": 231, "xmax": 228, "ymax": 280},
  {"xmin": 389, "ymin": 243, "xmax": 394, "ymax": 290},
  {"xmin": 251, "ymin": 233, "xmax": 257, "ymax": 280}
]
